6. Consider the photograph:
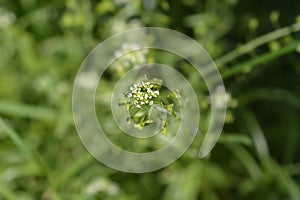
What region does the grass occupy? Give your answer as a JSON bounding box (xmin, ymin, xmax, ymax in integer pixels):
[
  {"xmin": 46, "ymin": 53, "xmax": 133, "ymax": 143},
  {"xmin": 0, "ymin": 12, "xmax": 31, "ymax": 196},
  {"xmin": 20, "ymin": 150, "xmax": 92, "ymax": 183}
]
[{"xmin": 0, "ymin": 0, "xmax": 300, "ymax": 199}]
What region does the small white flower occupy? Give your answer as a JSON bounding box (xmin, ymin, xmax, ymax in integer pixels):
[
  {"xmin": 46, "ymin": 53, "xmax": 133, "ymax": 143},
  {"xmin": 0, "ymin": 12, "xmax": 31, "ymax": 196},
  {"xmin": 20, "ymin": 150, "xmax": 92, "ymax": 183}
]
[
  {"xmin": 126, "ymin": 81, "xmax": 160, "ymax": 109},
  {"xmin": 154, "ymin": 90, "xmax": 159, "ymax": 96}
]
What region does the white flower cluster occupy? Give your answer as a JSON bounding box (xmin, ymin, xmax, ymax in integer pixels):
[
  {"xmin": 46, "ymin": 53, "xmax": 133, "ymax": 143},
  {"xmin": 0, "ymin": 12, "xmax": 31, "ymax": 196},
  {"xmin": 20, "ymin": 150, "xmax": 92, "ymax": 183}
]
[
  {"xmin": 210, "ymin": 85, "xmax": 237, "ymax": 108},
  {"xmin": 112, "ymin": 43, "xmax": 148, "ymax": 77},
  {"xmin": 127, "ymin": 81, "xmax": 160, "ymax": 109},
  {"xmin": 114, "ymin": 43, "xmax": 148, "ymax": 68},
  {"xmin": 0, "ymin": 8, "xmax": 16, "ymax": 29}
]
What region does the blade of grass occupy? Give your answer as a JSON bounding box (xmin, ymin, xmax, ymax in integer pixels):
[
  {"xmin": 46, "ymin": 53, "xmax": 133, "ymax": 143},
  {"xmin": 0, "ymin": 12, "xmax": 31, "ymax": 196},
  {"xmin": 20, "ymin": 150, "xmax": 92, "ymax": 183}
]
[
  {"xmin": 52, "ymin": 154, "xmax": 94, "ymax": 189},
  {"xmin": 218, "ymin": 133, "xmax": 252, "ymax": 146},
  {"xmin": 268, "ymin": 159, "xmax": 300, "ymax": 200},
  {"xmin": 241, "ymin": 109, "xmax": 300, "ymax": 199},
  {"xmin": 162, "ymin": 162, "xmax": 204, "ymax": 200},
  {"xmin": 242, "ymin": 109, "xmax": 269, "ymax": 160},
  {"xmin": 0, "ymin": 100, "xmax": 56, "ymax": 122},
  {"xmin": 0, "ymin": 116, "xmax": 36, "ymax": 163},
  {"xmin": 284, "ymin": 115, "xmax": 299, "ymax": 164},
  {"xmin": 226, "ymin": 144, "xmax": 262, "ymax": 180},
  {"xmin": 0, "ymin": 116, "xmax": 49, "ymax": 176}
]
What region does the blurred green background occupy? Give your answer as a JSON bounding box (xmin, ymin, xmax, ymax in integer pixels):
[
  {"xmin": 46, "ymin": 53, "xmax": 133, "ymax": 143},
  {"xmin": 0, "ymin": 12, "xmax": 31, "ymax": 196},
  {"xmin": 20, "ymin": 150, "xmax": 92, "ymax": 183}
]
[{"xmin": 0, "ymin": 0, "xmax": 300, "ymax": 199}]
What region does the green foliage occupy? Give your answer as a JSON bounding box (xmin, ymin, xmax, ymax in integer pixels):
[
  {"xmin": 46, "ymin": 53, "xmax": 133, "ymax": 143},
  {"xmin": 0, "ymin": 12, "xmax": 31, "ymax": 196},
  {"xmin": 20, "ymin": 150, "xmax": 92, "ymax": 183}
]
[{"xmin": 0, "ymin": 0, "xmax": 300, "ymax": 199}]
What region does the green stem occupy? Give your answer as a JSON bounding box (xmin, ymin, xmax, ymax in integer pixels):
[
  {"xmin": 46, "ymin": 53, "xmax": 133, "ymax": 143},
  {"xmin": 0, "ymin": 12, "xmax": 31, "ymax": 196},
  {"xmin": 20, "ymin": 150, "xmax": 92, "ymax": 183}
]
[
  {"xmin": 222, "ymin": 41, "xmax": 300, "ymax": 79},
  {"xmin": 215, "ymin": 22, "xmax": 300, "ymax": 67}
]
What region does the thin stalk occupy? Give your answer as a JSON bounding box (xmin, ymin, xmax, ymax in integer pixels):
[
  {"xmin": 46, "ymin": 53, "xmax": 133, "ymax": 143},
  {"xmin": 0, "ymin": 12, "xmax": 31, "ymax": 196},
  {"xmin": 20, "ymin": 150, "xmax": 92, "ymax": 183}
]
[
  {"xmin": 222, "ymin": 41, "xmax": 300, "ymax": 79},
  {"xmin": 215, "ymin": 22, "xmax": 300, "ymax": 67}
]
